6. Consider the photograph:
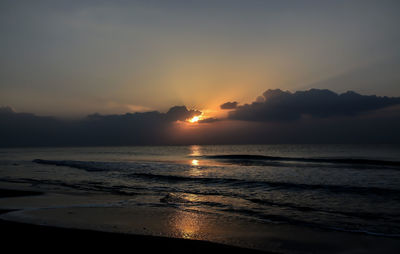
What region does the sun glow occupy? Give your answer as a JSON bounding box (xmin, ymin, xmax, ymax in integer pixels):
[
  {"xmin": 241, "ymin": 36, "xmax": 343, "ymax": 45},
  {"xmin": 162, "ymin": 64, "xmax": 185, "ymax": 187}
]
[
  {"xmin": 188, "ymin": 113, "xmax": 203, "ymax": 123},
  {"xmin": 191, "ymin": 159, "xmax": 199, "ymax": 166},
  {"xmin": 189, "ymin": 116, "xmax": 200, "ymax": 123}
]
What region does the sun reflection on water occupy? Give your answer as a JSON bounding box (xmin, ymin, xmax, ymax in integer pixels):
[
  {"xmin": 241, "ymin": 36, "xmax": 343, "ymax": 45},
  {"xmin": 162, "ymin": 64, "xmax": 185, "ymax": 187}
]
[
  {"xmin": 165, "ymin": 145, "xmax": 208, "ymax": 239},
  {"xmin": 189, "ymin": 145, "xmax": 202, "ymax": 168},
  {"xmin": 173, "ymin": 211, "xmax": 201, "ymax": 239},
  {"xmin": 191, "ymin": 159, "xmax": 199, "ymax": 166},
  {"xmin": 189, "ymin": 145, "xmax": 202, "ymax": 156}
]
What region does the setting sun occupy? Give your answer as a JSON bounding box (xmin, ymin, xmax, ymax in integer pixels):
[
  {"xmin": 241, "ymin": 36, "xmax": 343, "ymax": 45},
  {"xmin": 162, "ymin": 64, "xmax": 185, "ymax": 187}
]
[{"xmin": 188, "ymin": 114, "xmax": 202, "ymax": 123}]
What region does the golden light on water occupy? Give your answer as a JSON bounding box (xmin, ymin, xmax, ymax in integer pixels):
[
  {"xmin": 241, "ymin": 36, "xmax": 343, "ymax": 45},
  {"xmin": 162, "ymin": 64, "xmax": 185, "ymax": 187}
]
[
  {"xmin": 167, "ymin": 194, "xmax": 222, "ymax": 241},
  {"xmin": 170, "ymin": 209, "xmax": 202, "ymax": 239},
  {"xmin": 190, "ymin": 146, "xmax": 201, "ymax": 166},
  {"xmin": 190, "ymin": 145, "xmax": 201, "ymax": 156},
  {"xmin": 168, "ymin": 194, "xmax": 208, "ymax": 240}
]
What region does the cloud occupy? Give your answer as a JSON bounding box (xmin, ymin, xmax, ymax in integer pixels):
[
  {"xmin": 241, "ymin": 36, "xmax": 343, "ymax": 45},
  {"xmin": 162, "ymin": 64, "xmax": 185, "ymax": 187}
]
[
  {"xmin": 0, "ymin": 106, "xmax": 202, "ymax": 147},
  {"xmin": 0, "ymin": 106, "xmax": 14, "ymax": 114},
  {"xmin": 1, "ymin": 89, "xmax": 400, "ymax": 146},
  {"xmin": 165, "ymin": 106, "xmax": 201, "ymax": 121},
  {"xmin": 228, "ymin": 89, "xmax": 400, "ymax": 122},
  {"xmin": 198, "ymin": 117, "xmax": 220, "ymax": 123},
  {"xmin": 220, "ymin": 101, "xmax": 238, "ymax": 110}
]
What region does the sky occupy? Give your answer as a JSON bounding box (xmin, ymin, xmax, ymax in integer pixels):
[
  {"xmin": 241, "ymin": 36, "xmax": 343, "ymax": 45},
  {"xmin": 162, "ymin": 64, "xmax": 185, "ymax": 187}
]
[
  {"xmin": 1, "ymin": 1, "xmax": 400, "ymax": 145},
  {"xmin": 1, "ymin": 0, "xmax": 400, "ymax": 117}
]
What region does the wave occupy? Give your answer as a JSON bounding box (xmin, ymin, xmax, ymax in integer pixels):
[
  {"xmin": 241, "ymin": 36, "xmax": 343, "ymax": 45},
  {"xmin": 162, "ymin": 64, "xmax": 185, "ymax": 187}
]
[
  {"xmin": 32, "ymin": 159, "xmax": 192, "ymax": 172},
  {"xmin": 157, "ymin": 191, "xmax": 400, "ymax": 223},
  {"xmin": 246, "ymin": 198, "xmax": 400, "ymax": 221},
  {"xmin": 33, "ymin": 158, "xmax": 400, "ymax": 199},
  {"xmin": 157, "ymin": 190, "xmax": 400, "ymax": 222},
  {"xmin": 203, "ymin": 154, "xmax": 400, "ymax": 168},
  {"xmin": 221, "ymin": 207, "xmax": 400, "ymax": 238},
  {"xmin": 33, "ymin": 159, "xmax": 112, "ymax": 172},
  {"xmin": 0, "ymin": 178, "xmax": 139, "ymax": 196},
  {"xmin": 130, "ymin": 173, "xmax": 400, "ymax": 197},
  {"xmin": 32, "ymin": 158, "xmax": 400, "ymax": 197}
]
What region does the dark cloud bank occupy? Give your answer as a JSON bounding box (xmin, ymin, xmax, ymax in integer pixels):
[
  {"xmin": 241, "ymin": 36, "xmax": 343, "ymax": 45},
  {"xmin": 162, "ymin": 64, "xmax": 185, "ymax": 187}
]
[
  {"xmin": 220, "ymin": 101, "xmax": 238, "ymax": 110},
  {"xmin": 228, "ymin": 89, "xmax": 400, "ymax": 121},
  {"xmin": 1, "ymin": 89, "xmax": 400, "ymax": 147},
  {"xmin": 0, "ymin": 106, "xmax": 200, "ymax": 147}
]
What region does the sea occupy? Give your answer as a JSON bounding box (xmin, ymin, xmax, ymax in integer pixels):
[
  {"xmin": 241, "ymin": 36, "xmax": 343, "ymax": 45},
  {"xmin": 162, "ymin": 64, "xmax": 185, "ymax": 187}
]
[{"xmin": 0, "ymin": 144, "xmax": 399, "ymax": 237}]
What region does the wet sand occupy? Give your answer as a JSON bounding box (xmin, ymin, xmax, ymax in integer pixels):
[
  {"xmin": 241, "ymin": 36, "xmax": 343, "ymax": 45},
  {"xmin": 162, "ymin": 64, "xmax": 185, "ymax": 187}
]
[
  {"xmin": 0, "ymin": 188, "xmax": 268, "ymax": 253},
  {"xmin": 1, "ymin": 187, "xmax": 400, "ymax": 253},
  {"xmin": 0, "ymin": 215, "xmax": 267, "ymax": 253}
]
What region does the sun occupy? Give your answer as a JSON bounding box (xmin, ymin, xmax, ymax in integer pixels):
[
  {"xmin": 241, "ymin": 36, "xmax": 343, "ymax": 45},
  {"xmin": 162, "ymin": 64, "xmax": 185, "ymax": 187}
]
[
  {"xmin": 189, "ymin": 115, "xmax": 200, "ymax": 123},
  {"xmin": 188, "ymin": 113, "xmax": 203, "ymax": 123}
]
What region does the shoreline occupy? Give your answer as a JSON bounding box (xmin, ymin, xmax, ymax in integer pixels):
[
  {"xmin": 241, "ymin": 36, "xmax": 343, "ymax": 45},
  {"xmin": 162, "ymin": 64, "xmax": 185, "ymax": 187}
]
[
  {"xmin": 0, "ymin": 188, "xmax": 269, "ymax": 253},
  {"xmin": 0, "ymin": 217, "xmax": 268, "ymax": 253},
  {"xmin": 2, "ymin": 186, "xmax": 400, "ymax": 253}
]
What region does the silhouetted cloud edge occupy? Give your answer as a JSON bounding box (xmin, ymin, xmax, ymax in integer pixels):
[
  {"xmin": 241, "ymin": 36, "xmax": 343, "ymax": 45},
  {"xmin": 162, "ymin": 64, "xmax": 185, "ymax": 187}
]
[{"xmin": 228, "ymin": 89, "xmax": 400, "ymax": 122}]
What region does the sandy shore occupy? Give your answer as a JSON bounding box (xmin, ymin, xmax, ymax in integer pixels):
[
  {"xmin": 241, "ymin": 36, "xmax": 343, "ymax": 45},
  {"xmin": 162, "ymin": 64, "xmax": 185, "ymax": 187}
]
[
  {"xmin": 1, "ymin": 186, "xmax": 400, "ymax": 253},
  {"xmin": 0, "ymin": 215, "xmax": 267, "ymax": 253},
  {"xmin": 0, "ymin": 188, "xmax": 268, "ymax": 253}
]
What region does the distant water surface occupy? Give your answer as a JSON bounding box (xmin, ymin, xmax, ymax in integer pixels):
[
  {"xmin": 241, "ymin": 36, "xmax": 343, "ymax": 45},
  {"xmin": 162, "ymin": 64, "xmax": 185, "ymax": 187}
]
[{"xmin": 1, "ymin": 144, "xmax": 400, "ymax": 237}]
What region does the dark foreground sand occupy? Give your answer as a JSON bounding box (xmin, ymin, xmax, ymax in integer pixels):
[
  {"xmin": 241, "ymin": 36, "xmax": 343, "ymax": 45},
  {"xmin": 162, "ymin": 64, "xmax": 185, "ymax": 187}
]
[{"xmin": 0, "ymin": 189, "xmax": 269, "ymax": 253}]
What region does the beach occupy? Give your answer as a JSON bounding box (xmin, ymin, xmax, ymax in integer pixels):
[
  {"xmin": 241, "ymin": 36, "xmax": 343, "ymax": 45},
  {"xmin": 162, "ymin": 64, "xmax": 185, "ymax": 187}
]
[
  {"xmin": 0, "ymin": 188, "xmax": 268, "ymax": 253},
  {"xmin": 2, "ymin": 1, "xmax": 400, "ymax": 252},
  {"xmin": 1, "ymin": 185, "xmax": 400, "ymax": 253},
  {"xmin": 1, "ymin": 145, "xmax": 400, "ymax": 253}
]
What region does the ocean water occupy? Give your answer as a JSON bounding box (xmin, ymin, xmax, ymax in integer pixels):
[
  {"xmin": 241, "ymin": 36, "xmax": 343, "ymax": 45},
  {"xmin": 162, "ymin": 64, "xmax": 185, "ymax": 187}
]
[{"xmin": 0, "ymin": 144, "xmax": 400, "ymax": 237}]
